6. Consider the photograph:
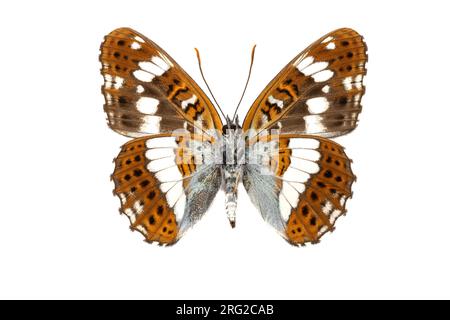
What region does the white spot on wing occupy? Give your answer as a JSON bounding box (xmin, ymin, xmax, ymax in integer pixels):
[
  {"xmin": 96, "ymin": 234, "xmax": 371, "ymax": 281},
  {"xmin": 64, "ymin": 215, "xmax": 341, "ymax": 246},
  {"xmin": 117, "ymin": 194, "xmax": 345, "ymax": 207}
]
[
  {"xmin": 312, "ymin": 70, "xmax": 334, "ymax": 82},
  {"xmin": 151, "ymin": 56, "xmax": 171, "ymax": 72},
  {"xmin": 322, "ymin": 85, "xmax": 330, "ymax": 93},
  {"xmin": 104, "ymin": 74, "xmax": 112, "ymax": 89},
  {"xmin": 304, "ymin": 115, "xmax": 326, "ymax": 134},
  {"xmin": 302, "ymin": 62, "xmax": 328, "ymax": 76},
  {"xmin": 193, "ymin": 114, "xmax": 203, "ymax": 125},
  {"xmin": 160, "ymin": 181, "xmax": 176, "ymax": 193},
  {"xmin": 326, "ymin": 42, "xmax": 336, "ymax": 50},
  {"xmin": 139, "ymin": 115, "xmax": 161, "ymax": 133},
  {"xmin": 139, "ymin": 61, "xmax": 166, "ymax": 76},
  {"xmin": 321, "ymin": 36, "xmax": 334, "ymax": 43},
  {"xmin": 133, "ymin": 200, "xmax": 144, "ymax": 213},
  {"xmin": 113, "ymin": 76, "xmax": 124, "ymax": 89},
  {"xmin": 290, "ymin": 157, "xmax": 319, "ymax": 174},
  {"xmin": 281, "ymin": 181, "xmax": 299, "ymax": 208},
  {"xmin": 165, "ymin": 182, "xmax": 182, "ymax": 207},
  {"xmin": 135, "ymin": 225, "xmax": 148, "ymax": 235},
  {"xmin": 319, "ymin": 225, "xmax": 328, "ymax": 236},
  {"xmin": 283, "ymin": 166, "xmax": 309, "ymax": 184},
  {"xmin": 261, "ymin": 113, "xmax": 268, "ymax": 123},
  {"xmin": 268, "ymin": 95, "xmax": 284, "ymax": 108},
  {"xmin": 146, "ymin": 137, "xmax": 177, "ymax": 149},
  {"xmin": 147, "ymin": 157, "xmax": 172, "ymax": 172},
  {"xmin": 133, "ymin": 70, "xmax": 154, "ymax": 82},
  {"xmin": 290, "ymin": 148, "xmax": 321, "ymax": 161},
  {"xmin": 322, "ymin": 201, "xmax": 333, "ymax": 216},
  {"xmin": 343, "ymin": 76, "xmax": 353, "ymax": 90},
  {"xmin": 136, "ymin": 85, "xmax": 145, "ymax": 93},
  {"xmin": 181, "ymin": 95, "xmax": 198, "ymax": 110},
  {"xmin": 145, "ymin": 148, "xmax": 174, "ymax": 160},
  {"xmin": 353, "ymin": 93, "xmax": 361, "ymax": 106},
  {"xmin": 134, "ymin": 36, "xmax": 145, "ymax": 43},
  {"xmin": 279, "ymin": 194, "xmax": 292, "ymax": 222},
  {"xmin": 354, "ymin": 74, "xmax": 363, "ymax": 89},
  {"xmin": 296, "ymin": 56, "xmax": 314, "ymax": 71},
  {"xmin": 131, "ymin": 42, "xmax": 141, "ymax": 50},
  {"xmin": 307, "ymin": 97, "xmax": 330, "ymax": 114},
  {"xmin": 123, "ymin": 208, "xmax": 136, "ymax": 223},
  {"xmin": 155, "ymin": 166, "xmax": 182, "ymax": 183},
  {"xmin": 136, "ymin": 97, "xmax": 159, "ymax": 114},
  {"xmin": 288, "ymin": 138, "xmax": 320, "ymax": 149},
  {"xmin": 289, "ymin": 182, "xmax": 305, "ymax": 194},
  {"xmin": 330, "ymin": 209, "xmax": 342, "ymax": 224}
]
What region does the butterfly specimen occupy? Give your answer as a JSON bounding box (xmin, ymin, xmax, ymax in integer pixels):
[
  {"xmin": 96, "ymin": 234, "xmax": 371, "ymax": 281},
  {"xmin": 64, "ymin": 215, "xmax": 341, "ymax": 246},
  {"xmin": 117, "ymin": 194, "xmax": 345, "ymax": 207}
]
[{"xmin": 99, "ymin": 27, "xmax": 367, "ymax": 246}]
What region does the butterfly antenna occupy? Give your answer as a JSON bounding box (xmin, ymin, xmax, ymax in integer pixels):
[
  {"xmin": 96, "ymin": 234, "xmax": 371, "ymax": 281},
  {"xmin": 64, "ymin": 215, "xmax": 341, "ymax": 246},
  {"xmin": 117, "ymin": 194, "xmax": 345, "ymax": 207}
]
[
  {"xmin": 232, "ymin": 44, "xmax": 256, "ymax": 122},
  {"xmin": 195, "ymin": 48, "xmax": 227, "ymax": 121}
]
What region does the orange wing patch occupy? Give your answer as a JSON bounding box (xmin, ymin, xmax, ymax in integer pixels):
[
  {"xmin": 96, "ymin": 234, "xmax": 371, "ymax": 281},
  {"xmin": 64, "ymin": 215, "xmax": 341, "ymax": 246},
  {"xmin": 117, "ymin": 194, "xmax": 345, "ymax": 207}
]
[
  {"xmin": 112, "ymin": 137, "xmax": 179, "ymax": 244},
  {"xmin": 282, "ymin": 137, "xmax": 355, "ymax": 245},
  {"xmin": 111, "ymin": 133, "xmax": 216, "ymax": 245},
  {"xmin": 243, "ymin": 28, "xmax": 367, "ymax": 138},
  {"xmin": 270, "ymin": 137, "xmax": 291, "ymax": 178},
  {"xmin": 174, "ymin": 133, "xmax": 215, "ymax": 189},
  {"xmin": 100, "ymin": 28, "xmax": 222, "ymax": 137}
]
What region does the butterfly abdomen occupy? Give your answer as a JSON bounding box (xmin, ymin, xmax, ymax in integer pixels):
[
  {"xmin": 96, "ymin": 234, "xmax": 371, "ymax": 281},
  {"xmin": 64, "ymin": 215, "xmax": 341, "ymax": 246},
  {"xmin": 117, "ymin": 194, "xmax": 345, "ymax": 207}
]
[
  {"xmin": 221, "ymin": 125, "xmax": 245, "ymax": 228},
  {"xmin": 223, "ymin": 165, "xmax": 240, "ymax": 228}
]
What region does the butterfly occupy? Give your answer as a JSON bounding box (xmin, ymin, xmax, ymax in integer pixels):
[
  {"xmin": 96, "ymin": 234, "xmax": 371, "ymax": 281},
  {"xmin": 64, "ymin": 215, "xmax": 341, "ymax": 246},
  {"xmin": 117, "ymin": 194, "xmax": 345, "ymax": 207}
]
[{"xmin": 99, "ymin": 27, "xmax": 367, "ymax": 246}]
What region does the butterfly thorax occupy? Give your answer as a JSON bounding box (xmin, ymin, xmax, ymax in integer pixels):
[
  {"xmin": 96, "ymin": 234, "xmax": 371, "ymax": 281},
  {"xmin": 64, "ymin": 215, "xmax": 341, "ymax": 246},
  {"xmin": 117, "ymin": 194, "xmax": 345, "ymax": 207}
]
[{"xmin": 221, "ymin": 119, "xmax": 245, "ymax": 228}]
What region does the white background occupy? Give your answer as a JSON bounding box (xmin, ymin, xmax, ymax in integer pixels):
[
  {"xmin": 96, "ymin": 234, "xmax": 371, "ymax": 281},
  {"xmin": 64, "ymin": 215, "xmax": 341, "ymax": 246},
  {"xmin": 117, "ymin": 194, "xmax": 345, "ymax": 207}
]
[{"xmin": 0, "ymin": 0, "xmax": 449, "ymax": 299}]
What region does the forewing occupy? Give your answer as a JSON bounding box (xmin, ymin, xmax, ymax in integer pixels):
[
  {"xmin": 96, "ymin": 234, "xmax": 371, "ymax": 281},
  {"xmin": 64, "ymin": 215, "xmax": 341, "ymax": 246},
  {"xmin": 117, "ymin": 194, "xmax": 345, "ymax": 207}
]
[
  {"xmin": 242, "ymin": 28, "xmax": 367, "ymax": 138},
  {"xmin": 100, "ymin": 28, "xmax": 223, "ymax": 137},
  {"xmin": 111, "ymin": 133, "xmax": 221, "ymax": 245},
  {"xmin": 244, "ymin": 135, "xmax": 355, "ymax": 245}
]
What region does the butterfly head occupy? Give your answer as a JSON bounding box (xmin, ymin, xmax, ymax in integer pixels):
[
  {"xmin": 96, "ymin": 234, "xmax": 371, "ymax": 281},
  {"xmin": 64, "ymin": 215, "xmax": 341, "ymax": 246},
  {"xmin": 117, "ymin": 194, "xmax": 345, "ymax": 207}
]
[{"xmin": 222, "ymin": 115, "xmax": 242, "ymax": 135}]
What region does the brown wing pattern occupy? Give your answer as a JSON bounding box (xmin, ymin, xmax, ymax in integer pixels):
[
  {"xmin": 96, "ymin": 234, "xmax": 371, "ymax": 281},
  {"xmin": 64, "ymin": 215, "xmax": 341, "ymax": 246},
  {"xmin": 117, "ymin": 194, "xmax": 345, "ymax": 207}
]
[
  {"xmin": 111, "ymin": 133, "xmax": 217, "ymax": 245},
  {"xmin": 278, "ymin": 136, "xmax": 355, "ymax": 245},
  {"xmin": 242, "ymin": 28, "xmax": 367, "ymax": 138},
  {"xmin": 104, "ymin": 27, "xmax": 364, "ymax": 246},
  {"xmin": 245, "ymin": 135, "xmax": 355, "ymax": 245},
  {"xmin": 100, "ymin": 28, "xmax": 222, "ymax": 138}
]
